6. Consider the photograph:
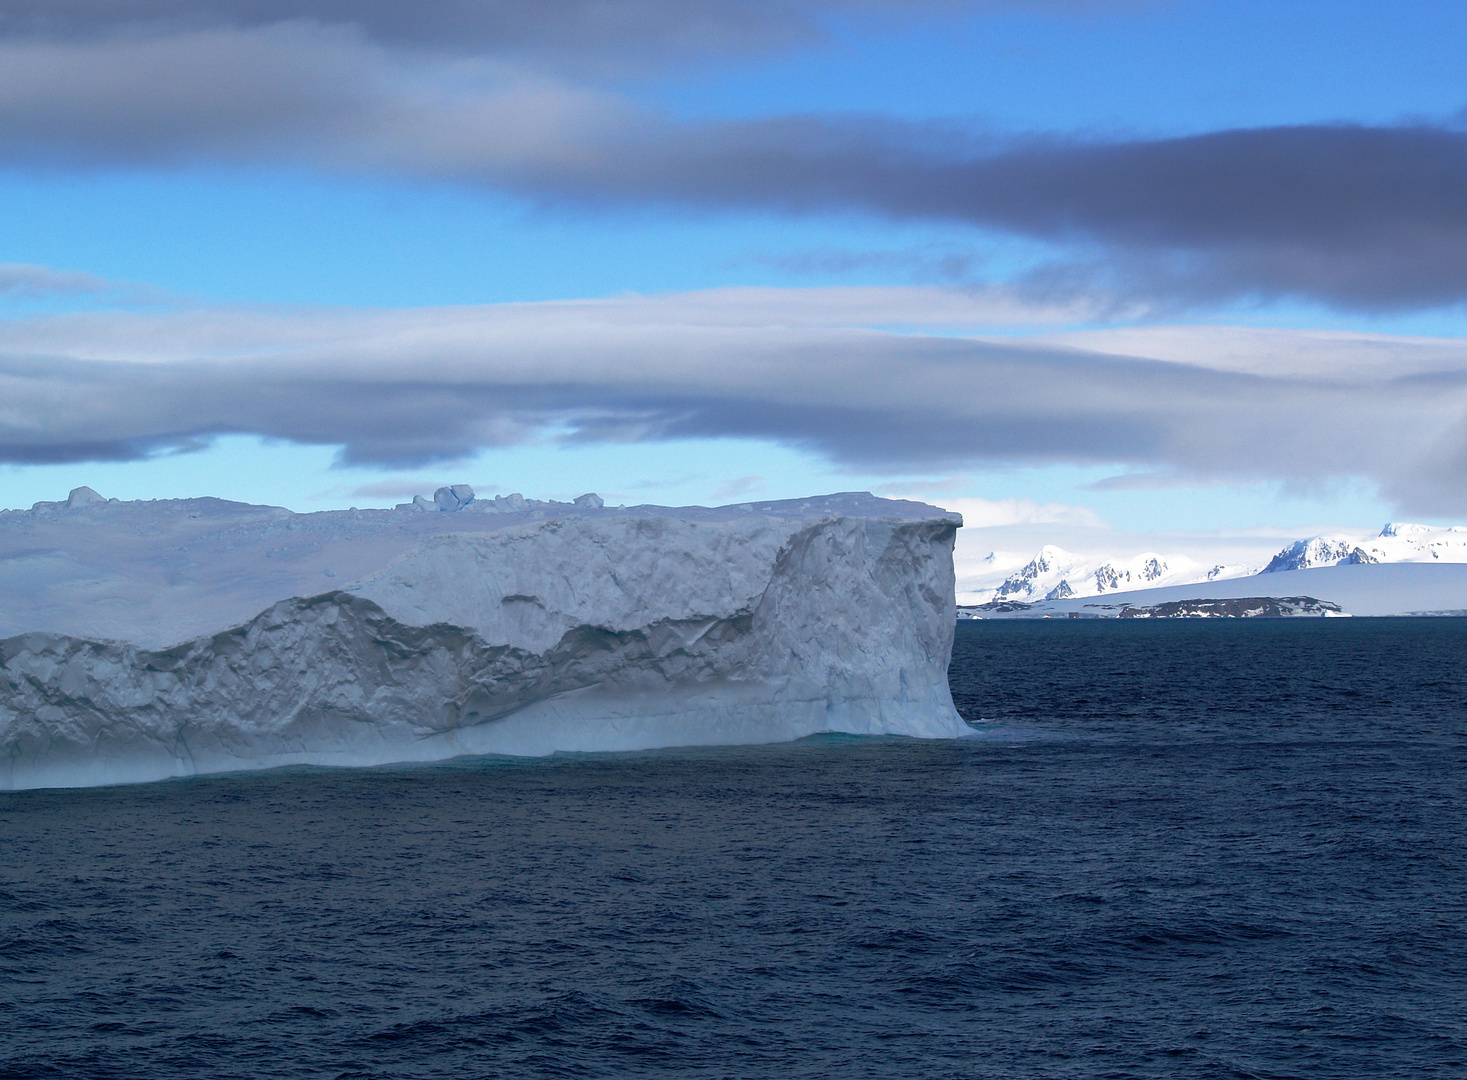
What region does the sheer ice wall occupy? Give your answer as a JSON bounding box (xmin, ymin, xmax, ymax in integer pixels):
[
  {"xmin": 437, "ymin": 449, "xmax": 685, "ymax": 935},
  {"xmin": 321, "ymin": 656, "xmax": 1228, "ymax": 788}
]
[{"xmin": 0, "ymin": 492, "xmax": 967, "ymax": 788}]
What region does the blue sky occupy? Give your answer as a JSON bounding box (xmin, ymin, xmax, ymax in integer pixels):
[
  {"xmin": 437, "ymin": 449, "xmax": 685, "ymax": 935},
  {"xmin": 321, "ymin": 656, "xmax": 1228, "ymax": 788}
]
[{"xmin": 2, "ymin": 0, "xmax": 1466, "ymax": 561}]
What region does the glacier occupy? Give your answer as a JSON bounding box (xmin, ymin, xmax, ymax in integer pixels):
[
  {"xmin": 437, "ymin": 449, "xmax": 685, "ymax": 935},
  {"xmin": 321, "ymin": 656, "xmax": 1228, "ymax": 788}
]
[
  {"xmin": 970, "ymin": 544, "xmax": 1255, "ymax": 605},
  {"xmin": 1261, "ymin": 523, "xmax": 1467, "ymax": 572},
  {"xmin": 0, "ymin": 490, "xmax": 968, "ymax": 789},
  {"xmin": 961, "ymin": 563, "xmax": 1467, "ymax": 619},
  {"xmin": 961, "ymin": 521, "xmax": 1467, "ymax": 606}
]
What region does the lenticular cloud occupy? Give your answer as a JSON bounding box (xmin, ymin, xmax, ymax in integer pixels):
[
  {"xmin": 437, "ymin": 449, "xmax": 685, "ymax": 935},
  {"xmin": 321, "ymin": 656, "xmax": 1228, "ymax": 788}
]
[{"xmin": 3, "ymin": 287, "xmax": 1467, "ymax": 515}]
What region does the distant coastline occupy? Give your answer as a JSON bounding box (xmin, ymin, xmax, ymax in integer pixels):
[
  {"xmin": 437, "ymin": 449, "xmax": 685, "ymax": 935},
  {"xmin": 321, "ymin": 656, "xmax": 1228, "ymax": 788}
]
[{"xmin": 958, "ymin": 562, "xmax": 1467, "ymax": 619}]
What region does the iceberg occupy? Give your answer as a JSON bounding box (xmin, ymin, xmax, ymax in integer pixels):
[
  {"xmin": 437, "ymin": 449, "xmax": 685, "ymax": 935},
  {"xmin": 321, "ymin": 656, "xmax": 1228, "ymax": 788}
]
[{"xmin": 0, "ymin": 490, "xmax": 967, "ymax": 789}]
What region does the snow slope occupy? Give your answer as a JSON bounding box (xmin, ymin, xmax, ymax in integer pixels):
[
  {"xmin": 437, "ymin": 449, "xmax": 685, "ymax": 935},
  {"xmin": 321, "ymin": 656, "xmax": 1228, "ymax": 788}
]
[
  {"xmin": 963, "ymin": 563, "xmax": 1467, "ymax": 619},
  {"xmin": 1262, "ymin": 523, "xmax": 1467, "ymax": 571},
  {"xmin": 961, "ymin": 521, "xmax": 1467, "ymax": 604},
  {"xmin": 967, "ymin": 545, "xmax": 1254, "ymax": 604},
  {"xmin": 0, "ymin": 490, "xmax": 969, "ymax": 789}
]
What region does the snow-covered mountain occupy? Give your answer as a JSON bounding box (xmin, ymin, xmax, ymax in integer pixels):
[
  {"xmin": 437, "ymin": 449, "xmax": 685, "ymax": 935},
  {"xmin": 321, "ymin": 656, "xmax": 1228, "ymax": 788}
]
[
  {"xmin": 967, "ymin": 545, "xmax": 1255, "ymax": 604},
  {"xmin": 1263, "ymin": 523, "xmax": 1467, "ymax": 572},
  {"xmin": 961, "ymin": 522, "xmax": 1467, "ymax": 605}
]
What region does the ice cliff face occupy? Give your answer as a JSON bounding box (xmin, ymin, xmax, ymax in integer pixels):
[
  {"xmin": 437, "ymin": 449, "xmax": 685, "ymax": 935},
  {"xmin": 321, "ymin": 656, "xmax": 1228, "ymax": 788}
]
[{"xmin": 0, "ymin": 491, "xmax": 967, "ymax": 788}]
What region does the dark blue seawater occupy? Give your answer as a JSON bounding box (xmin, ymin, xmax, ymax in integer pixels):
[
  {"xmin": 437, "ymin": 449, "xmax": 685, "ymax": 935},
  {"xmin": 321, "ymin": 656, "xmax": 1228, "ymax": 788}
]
[{"xmin": 3, "ymin": 619, "xmax": 1466, "ymax": 1078}]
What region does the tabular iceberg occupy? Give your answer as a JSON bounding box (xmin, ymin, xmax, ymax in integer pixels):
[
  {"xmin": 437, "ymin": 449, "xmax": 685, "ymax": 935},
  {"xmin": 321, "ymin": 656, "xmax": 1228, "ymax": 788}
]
[{"xmin": 0, "ymin": 491, "xmax": 967, "ymax": 789}]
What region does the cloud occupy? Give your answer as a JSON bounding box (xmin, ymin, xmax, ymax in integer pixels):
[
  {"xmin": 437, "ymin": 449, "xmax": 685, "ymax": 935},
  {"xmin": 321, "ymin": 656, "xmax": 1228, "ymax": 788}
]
[
  {"xmin": 515, "ymin": 118, "xmax": 1467, "ymax": 310},
  {"xmin": 711, "ymin": 475, "xmax": 767, "ymax": 500},
  {"xmin": 903, "ymin": 495, "xmax": 1106, "ymax": 528},
  {"xmin": 1032, "ymin": 324, "xmax": 1467, "ymax": 382},
  {"xmin": 3, "ymin": 284, "xmax": 1467, "ymax": 515},
  {"xmin": 0, "ymin": 2, "xmax": 1106, "ymax": 64},
  {"xmin": 1086, "ymin": 471, "xmax": 1235, "ymax": 492},
  {"xmin": 343, "ymin": 477, "xmax": 446, "ymax": 499},
  {"xmin": 0, "ymin": 263, "xmax": 114, "ymax": 298},
  {"xmin": 0, "ymin": 263, "xmax": 169, "ymax": 308},
  {"xmin": 739, "ymin": 245, "xmax": 983, "ymax": 284},
  {"xmin": 0, "ymin": 8, "xmax": 1462, "ymax": 309}
]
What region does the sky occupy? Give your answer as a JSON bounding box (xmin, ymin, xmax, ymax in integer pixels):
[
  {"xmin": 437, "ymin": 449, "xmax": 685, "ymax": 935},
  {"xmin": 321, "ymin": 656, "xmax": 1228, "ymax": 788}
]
[{"xmin": 3, "ymin": 0, "xmax": 1467, "ymax": 579}]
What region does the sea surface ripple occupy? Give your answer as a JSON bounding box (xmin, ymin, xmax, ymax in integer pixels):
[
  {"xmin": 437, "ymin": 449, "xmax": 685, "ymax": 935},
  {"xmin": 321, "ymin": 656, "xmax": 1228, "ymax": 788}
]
[{"xmin": 2, "ymin": 619, "xmax": 1465, "ymax": 1078}]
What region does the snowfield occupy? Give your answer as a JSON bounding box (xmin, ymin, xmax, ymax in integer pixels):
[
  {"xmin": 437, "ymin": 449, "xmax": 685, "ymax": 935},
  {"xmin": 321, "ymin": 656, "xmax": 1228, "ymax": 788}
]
[
  {"xmin": 961, "ymin": 563, "xmax": 1467, "ymax": 619},
  {"xmin": 1261, "ymin": 522, "xmax": 1467, "ymax": 571},
  {"xmin": 971, "ymin": 544, "xmax": 1254, "ymax": 604},
  {"xmin": 0, "ymin": 489, "xmax": 969, "ymax": 789},
  {"xmin": 961, "ymin": 522, "xmax": 1467, "ymax": 606}
]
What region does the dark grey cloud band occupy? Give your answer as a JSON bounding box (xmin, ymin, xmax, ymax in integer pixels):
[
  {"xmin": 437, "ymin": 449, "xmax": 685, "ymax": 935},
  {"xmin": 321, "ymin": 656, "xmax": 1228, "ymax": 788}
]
[
  {"xmin": 514, "ymin": 119, "xmax": 1467, "ymax": 309},
  {"xmin": 0, "ymin": 1, "xmax": 988, "ymax": 56},
  {"xmin": 0, "ymin": 3, "xmax": 1461, "ymax": 310}
]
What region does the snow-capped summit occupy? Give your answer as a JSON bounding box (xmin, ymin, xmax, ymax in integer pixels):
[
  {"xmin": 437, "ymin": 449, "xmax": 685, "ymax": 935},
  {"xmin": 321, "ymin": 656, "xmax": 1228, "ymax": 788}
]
[
  {"xmin": 960, "ymin": 520, "xmax": 1467, "ymax": 606},
  {"xmin": 1263, "ymin": 537, "xmax": 1376, "ymax": 572},
  {"xmin": 991, "ymin": 544, "xmax": 1070, "ymax": 601},
  {"xmin": 1092, "ymin": 555, "xmax": 1168, "ymax": 593},
  {"xmin": 1263, "ymin": 523, "xmax": 1467, "ymax": 572},
  {"xmin": 978, "ymin": 546, "xmax": 1244, "ymax": 603}
]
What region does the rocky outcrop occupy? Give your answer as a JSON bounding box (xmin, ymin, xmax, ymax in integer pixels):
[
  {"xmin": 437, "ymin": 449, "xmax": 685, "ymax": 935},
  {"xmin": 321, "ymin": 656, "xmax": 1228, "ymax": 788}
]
[{"xmin": 1117, "ymin": 596, "xmax": 1343, "ymax": 618}]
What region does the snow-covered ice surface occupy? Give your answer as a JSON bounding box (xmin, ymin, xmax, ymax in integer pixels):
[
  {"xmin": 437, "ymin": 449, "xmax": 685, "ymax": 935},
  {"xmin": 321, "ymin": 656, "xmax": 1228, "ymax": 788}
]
[{"xmin": 0, "ymin": 490, "xmax": 968, "ymax": 789}]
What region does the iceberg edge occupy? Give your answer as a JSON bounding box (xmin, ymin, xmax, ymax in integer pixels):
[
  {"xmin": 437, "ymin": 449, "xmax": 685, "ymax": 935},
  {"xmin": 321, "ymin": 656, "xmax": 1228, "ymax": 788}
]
[{"xmin": 1, "ymin": 497, "xmax": 966, "ymax": 789}]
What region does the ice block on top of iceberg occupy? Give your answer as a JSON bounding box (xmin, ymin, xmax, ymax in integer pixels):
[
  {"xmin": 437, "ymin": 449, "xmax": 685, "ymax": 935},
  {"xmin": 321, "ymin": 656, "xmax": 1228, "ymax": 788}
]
[{"xmin": 0, "ymin": 488, "xmax": 967, "ymax": 789}]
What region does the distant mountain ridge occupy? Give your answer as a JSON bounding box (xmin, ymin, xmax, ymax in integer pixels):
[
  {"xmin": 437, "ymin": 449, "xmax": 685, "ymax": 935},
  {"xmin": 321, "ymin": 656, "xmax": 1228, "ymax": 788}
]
[
  {"xmin": 979, "ymin": 544, "xmax": 1253, "ymax": 604},
  {"xmin": 966, "ymin": 522, "xmax": 1467, "ymax": 604},
  {"xmin": 1261, "ymin": 523, "xmax": 1467, "ymax": 572}
]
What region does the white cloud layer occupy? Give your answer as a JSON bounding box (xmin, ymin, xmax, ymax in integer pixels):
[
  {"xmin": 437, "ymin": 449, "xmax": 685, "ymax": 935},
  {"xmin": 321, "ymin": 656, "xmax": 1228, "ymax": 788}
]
[
  {"xmin": 4, "ymin": 281, "xmax": 1467, "ymax": 515},
  {"xmin": 909, "ymin": 495, "xmax": 1106, "ymax": 529}
]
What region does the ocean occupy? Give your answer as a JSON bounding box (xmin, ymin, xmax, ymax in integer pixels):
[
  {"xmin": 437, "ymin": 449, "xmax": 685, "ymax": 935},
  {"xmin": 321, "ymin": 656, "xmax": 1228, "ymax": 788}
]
[{"xmin": 3, "ymin": 619, "xmax": 1465, "ymax": 1078}]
